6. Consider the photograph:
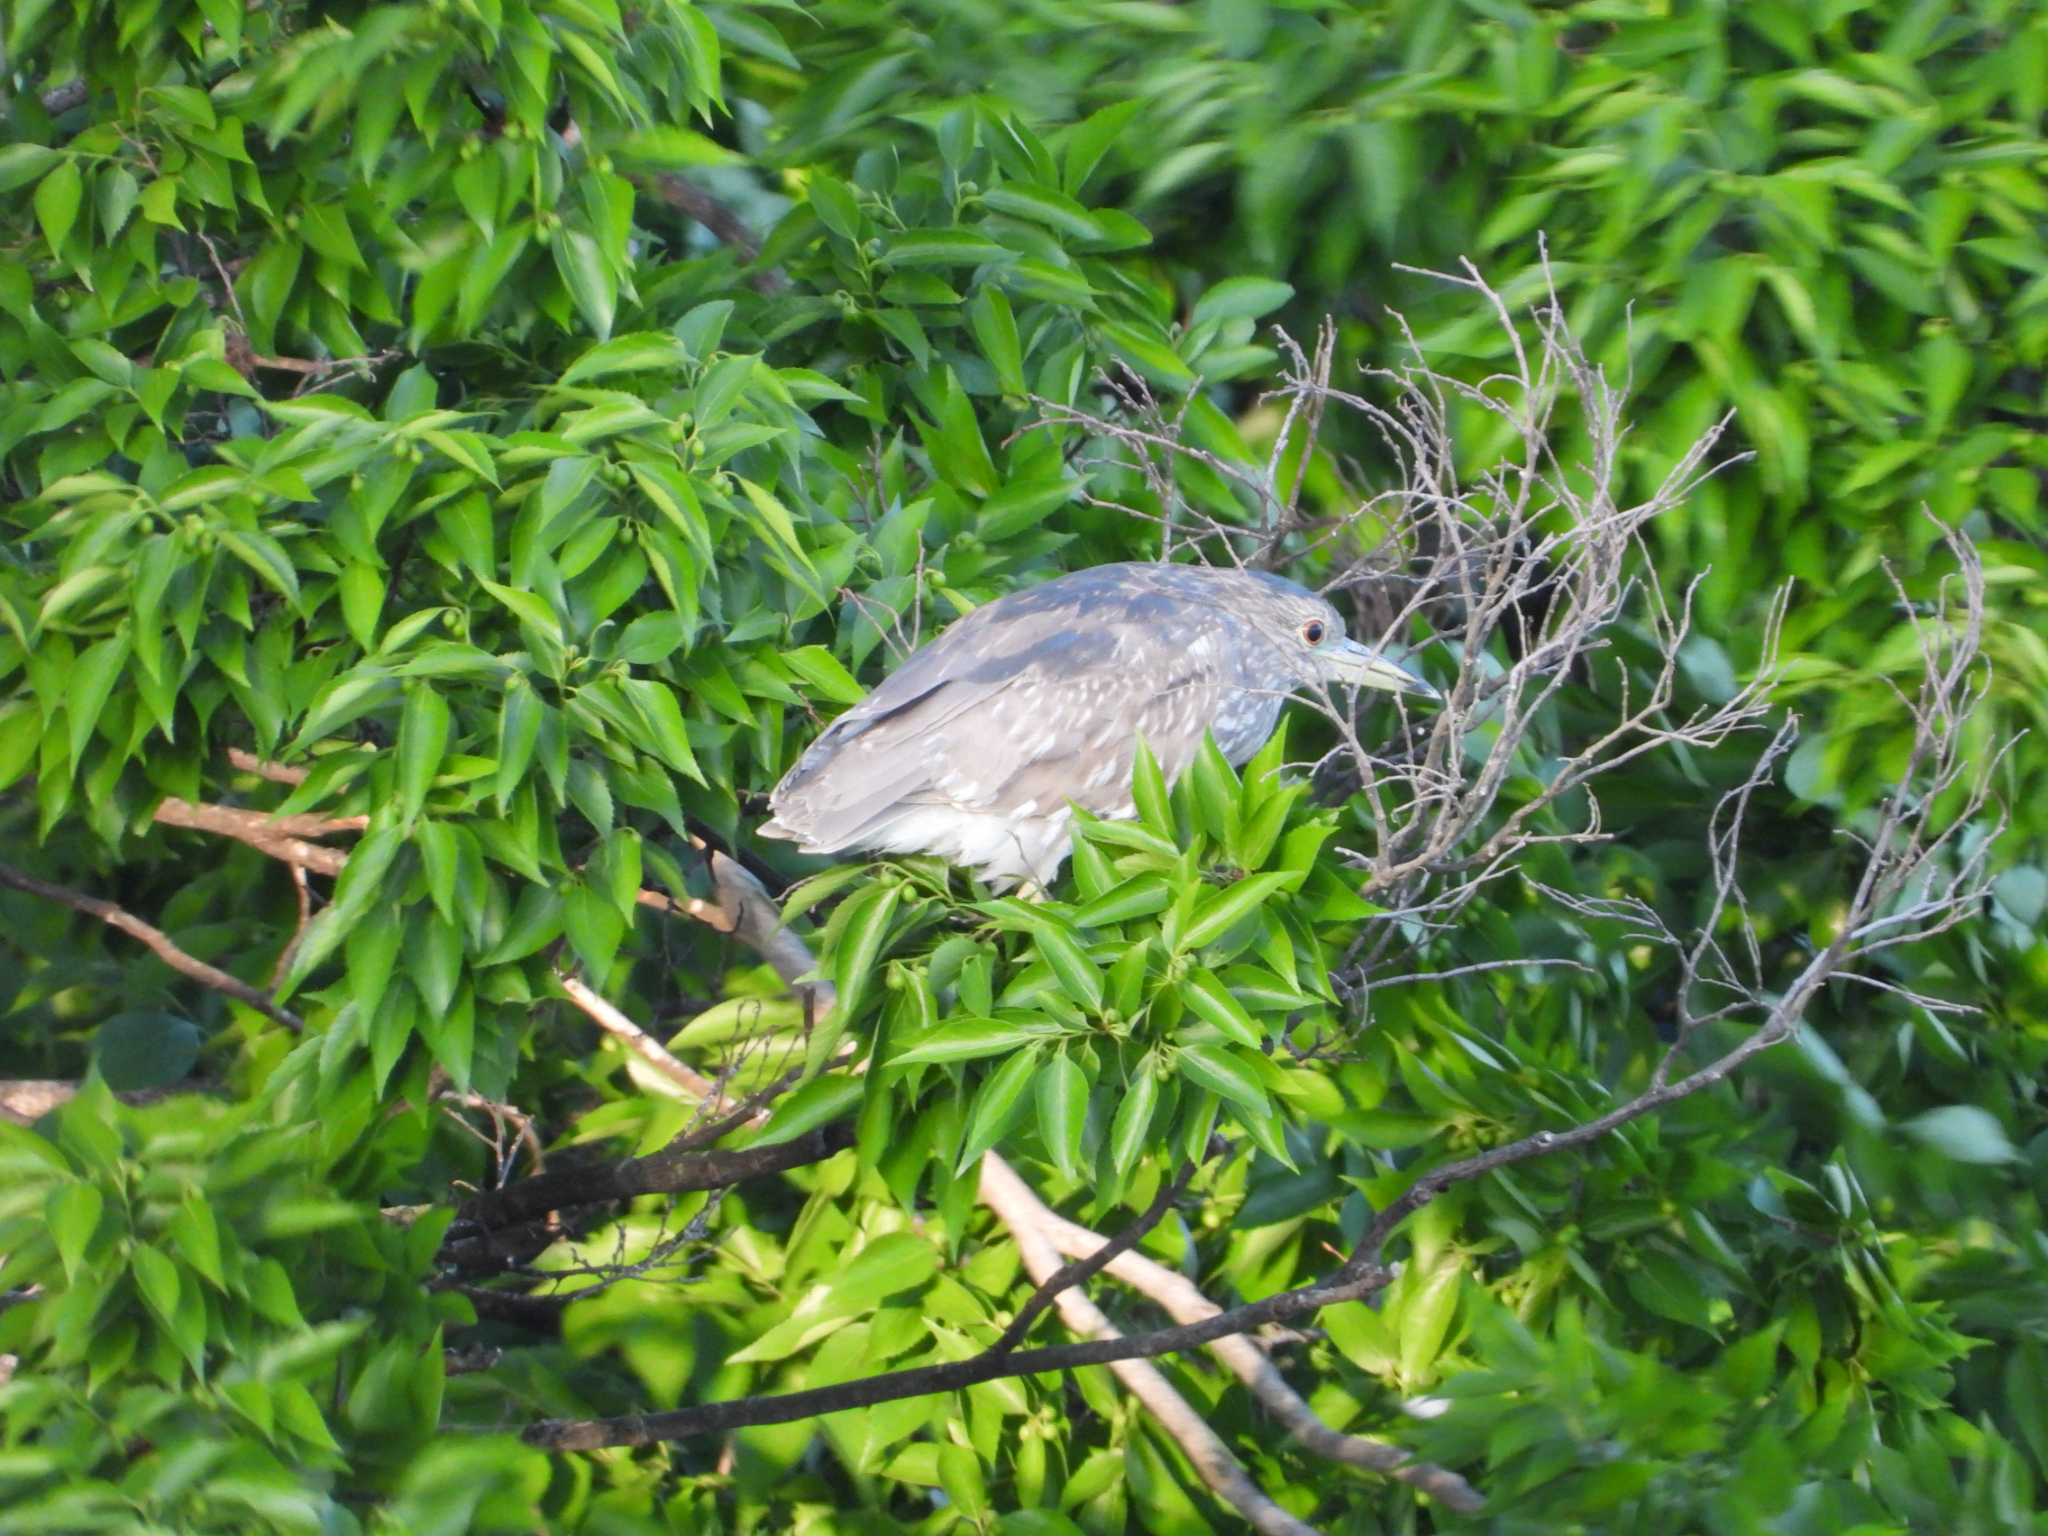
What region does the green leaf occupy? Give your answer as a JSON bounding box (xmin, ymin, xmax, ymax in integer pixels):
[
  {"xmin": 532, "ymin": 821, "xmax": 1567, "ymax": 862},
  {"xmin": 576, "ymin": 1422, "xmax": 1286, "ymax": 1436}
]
[
  {"xmin": 169, "ymin": 1200, "xmax": 225, "ymax": 1291},
  {"xmin": 347, "ymin": 907, "xmax": 404, "ymax": 1025},
  {"xmin": 560, "ymin": 331, "xmax": 691, "ymax": 384},
  {"xmin": 0, "ymin": 144, "xmax": 61, "ymax": 195},
  {"xmin": 1071, "ymin": 873, "xmax": 1171, "ymax": 928},
  {"xmin": 808, "ymin": 174, "xmax": 864, "ymax": 240},
  {"xmin": 237, "ymin": 240, "xmax": 303, "ymax": 353},
  {"xmin": 564, "ymin": 883, "xmax": 626, "ymax": 983},
  {"xmin": 830, "ymin": 1232, "xmax": 938, "ymax": 1308},
  {"xmin": 1099, "ymin": 320, "xmax": 1195, "ymax": 389},
  {"xmin": 1178, "ymin": 969, "xmax": 1262, "ymax": 1049},
  {"xmin": 880, "ymin": 229, "xmax": 1018, "ymax": 268},
  {"xmin": 131, "ymin": 1244, "xmax": 183, "ymax": 1336},
  {"xmin": 396, "ymin": 682, "xmax": 450, "ymax": 825},
  {"xmin": 1062, "ymin": 100, "xmax": 1142, "ymax": 195},
  {"xmin": 1035, "ymin": 1051, "xmax": 1088, "ymax": 1181},
  {"xmin": 617, "ymin": 677, "xmax": 706, "ymax": 784},
  {"xmin": 66, "ymin": 631, "xmax": 130, "ymax": 769},
  {"xmin": 1131, "ymin": 737, "xmax": 1172, "ymax": 839},
  {"xmin": 34, "ymin": 159, "xmax": 82, "ymax": 255},
  {"xmin": 47, "ymin": 1183, "xmax": 104, "ymax": 1280},
  {"xmin": 1191, "ymin": 276, "xmax": 1294, "ymax": 327},
  {"xmin": 977, "ymin": 474, "xmax": 1078, "ymax": 541},
  {"xmin": 980, "ymin": 182, "xmax": 1104, "ymax": 242},
  {"xmin": 939, "ymin": 1444, "xmax": 991, "ymax": 1524},
  {"xmin": 552, "ymin": 228, "xmax": 616, "ymax": 341},
  {"xmin": 480, "ymin": 578, "xmax": 564, "ymax": 642},
  {"xmin": 957, "ymin": 1046, "xmax": 1040, "ymax": 1171},
  {"xmin": 1180, "ymin": 872, "xmax": 1293, "ymax": 951},
  {"xmin": 817, "ymin": 883, "xmax": 901, "ymax": 1074},
  {"xmin": 338, "ymin": 564, "xmax": 385, "ymax": 649},
  {"xmin": 892, "ymin": 1017, "xmax": 1059, "ymax": 1067},
  {"xmin": 406, "ymin": 913, "xmax": 463, "ymax": 1018},
  {"xmin": 617, "ymin": 126, "xmax": 740, "ymax": 168},
  {"xmin": 755, "ymin": 1075, "xmax": 865, "ymax": 1147},
  {"xmin": 494, "ymin": 676, "xmax": 543, "ymax": 809},
  {"xmin": 218, "ymin": 528, "xmax": 302, "ymax": 604},
  {"xmin": 1028, "ymin": 922, "xmax": 1104, "ymax": 1012},
  {"xmin": 285, "ymin": 825, "xmax": 405, "ymax": 987},
  {"xmin": 1395, "ymin": 1258, "xmax": 1462, "ymax": 1385},
  {"xmin": 782, "ymin": 645, "xmax": 865, "ymax": 705},
  {"xmin": 1903, "ymin": 1105, "xmax": 2017, "ymax": 1164},
  {"xmin": 96, "ymin": 1011, "xmax": 203, "ymax": 1090},
  {"xmin": 1175, "ymin": 1042, "xmax": 1268, "ymax": 1116},
  {"xmin": 1107, "ymin": 1063, "xmax": 1159, "ymax": 1182},
  {"xmin": 968, "ymin": 285, "xmax": 1024, "ymax": 395}
]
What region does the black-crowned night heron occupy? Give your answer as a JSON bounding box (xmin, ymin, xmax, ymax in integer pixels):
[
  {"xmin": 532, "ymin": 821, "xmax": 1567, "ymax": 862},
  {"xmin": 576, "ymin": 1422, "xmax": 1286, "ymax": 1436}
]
[{"xmin": 761, "ymin": 561, "xmax": 1437, "ymax": 888}]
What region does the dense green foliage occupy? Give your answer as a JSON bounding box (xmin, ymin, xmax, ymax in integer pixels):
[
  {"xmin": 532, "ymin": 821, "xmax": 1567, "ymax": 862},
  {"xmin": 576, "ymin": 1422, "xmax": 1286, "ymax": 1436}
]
[{"xmin": 2, "ymin": 1, "xmax": 2044, "ymax": 1532}]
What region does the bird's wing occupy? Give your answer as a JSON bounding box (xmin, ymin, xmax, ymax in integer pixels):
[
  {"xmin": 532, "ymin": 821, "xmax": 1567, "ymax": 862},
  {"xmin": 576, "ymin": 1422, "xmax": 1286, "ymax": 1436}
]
[
  {"xmin": 768, "ymin": 600, "xmax": 1225, "ymax": 851},
  {"xmin": 764, "ymin": 605, "xmax": 1091, "ymax": 848}
]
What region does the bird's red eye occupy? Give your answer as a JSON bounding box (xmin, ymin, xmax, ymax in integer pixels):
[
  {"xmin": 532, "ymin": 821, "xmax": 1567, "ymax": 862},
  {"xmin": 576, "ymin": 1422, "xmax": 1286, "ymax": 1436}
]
[{"xmin": 1301, "ymin": 620, "xmax": 1326, "ymax": 645}]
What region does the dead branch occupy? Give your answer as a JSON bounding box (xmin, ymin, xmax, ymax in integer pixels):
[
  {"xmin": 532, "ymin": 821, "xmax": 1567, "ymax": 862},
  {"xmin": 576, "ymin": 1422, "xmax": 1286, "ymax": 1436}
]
[
  {"xmin": 1030, "ymin": 257, "xmax": 1786, "ymax": 1005},
  {"xmin": 978, "ymin": 1155, "xmax": 1322, "ymax": 1536},
  {"xmin": 455, "ymin": 1121, "xmax": 854, "ymax": 1235},
  {"xmin": 151, "ymin": 797, "xmax": 348, "ymax": 875},
  {"xmin": 227, "ymin": 748, "xmax": 308, "ymax": 784},
  {"xmin": 640, "ymin": 174, "xmax": 786, "ymax": 294},
  {"xmin": 0, "ymin": 861, "xmax": 301, "ymax": 1030},
  {"xmin": 0, "ymin": 1079, "xmax": 208, "ymax": 1125},
  {"xmin": 1016, "ymin": 1169, "xmax": 1484, "ymax": 1512},
  {"xmin": 558, "ymin": 971, "xmax": 719, "ymax": 1100},
  {"xmin": 983, "ymin": 1159, "xmax": 1192, "ymax": 1358}
]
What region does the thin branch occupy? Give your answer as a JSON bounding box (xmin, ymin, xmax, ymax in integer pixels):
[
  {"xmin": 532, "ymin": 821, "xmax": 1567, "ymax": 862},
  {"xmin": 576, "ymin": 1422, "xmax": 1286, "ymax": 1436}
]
[
  {"xmin": 1018, "ymin": 1167, "xmax": 1483, "ymax": 1512},
  {"xmin": 558, "ymin": 971, "xmax": 718, "ymax": 1100},
  {"xmin": 151, "ymin": 797, "xmax": 347, "ymax": 875},
  {"xmin": 983, "ymin": 1160, "xmax": 1192, "ymax": 1358},
  {"xmin": 0, "ymin": 1079, "xmax": 205, "ymax": 1124},
  {"xmin": 521, "ymin": 1262, "xmax": 1390, "ymax": 1449},
  {"xmin": 457, "ymin": 1121, "xmax": 855, "ymax": 1234},
  {"xmin": 640, "ymin": 174, "xmax": 785, "ymax": 294},
  {"xmin": 978, "ymin": 1154, "xmax": 1321, "ymax": 1536},
  {"xmin": 227, "ymin": 748, "xmax": 308, "ymax": 784},
  {"xmin": 0, "ymin": 861, "xmax": 301, "ymax": 1030}
]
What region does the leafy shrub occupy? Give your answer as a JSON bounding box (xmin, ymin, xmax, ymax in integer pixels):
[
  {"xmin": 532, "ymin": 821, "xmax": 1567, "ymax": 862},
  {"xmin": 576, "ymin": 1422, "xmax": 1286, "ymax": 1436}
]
[{"xmin": 2, "ymin": 0, "xmax": 2043, "ymax": 1532}]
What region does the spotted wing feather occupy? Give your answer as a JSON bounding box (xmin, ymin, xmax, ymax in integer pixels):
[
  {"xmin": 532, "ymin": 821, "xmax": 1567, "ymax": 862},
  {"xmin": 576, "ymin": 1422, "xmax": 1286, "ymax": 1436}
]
[{"xmin": 762, "ymin": 575, "xmax": 1226, "ymax": 856}]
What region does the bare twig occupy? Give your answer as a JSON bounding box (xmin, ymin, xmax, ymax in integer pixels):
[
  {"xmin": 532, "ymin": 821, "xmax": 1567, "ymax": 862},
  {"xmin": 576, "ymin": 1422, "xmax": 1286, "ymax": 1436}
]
[
  {"xmin": 978, "ymin": 1155, "xmax": 1321, "ymax": 1536},
  {"xmin": 0, "ymin": 861, "xmax": 301, "ymax": 1030},
  {"xmin": 267, "ymin": 862, "xmax": 314, "ymax": 990},
  {"xmin": 457, "ymin": 1121, "xmax": 854, "ymax": 1235},
  {"xmin": 1017, "ymin": 1166, "xmax": 1484, "ymax": 1512},
  {"xmin": 640, "ymin": 174, "xmax": 785, "ymax": 294},
  {"xmin": 983, "ymin": 1160, "xmax": 1192, "ymax": 1357},
  {"xmin": 558, "ymin": 972, "xmax": 718, "ymax": 1100},
  {"xmin": 227, "ymin": 748, "xmax": 308, "ymax": 784},
  {"xmin": 151, "ymin": 797, "xmax": 348, "ymax": 875}
]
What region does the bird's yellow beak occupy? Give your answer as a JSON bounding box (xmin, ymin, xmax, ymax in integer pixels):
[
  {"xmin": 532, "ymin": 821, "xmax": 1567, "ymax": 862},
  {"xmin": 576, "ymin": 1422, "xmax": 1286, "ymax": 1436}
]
[{"xmin": 1322, "ymin": 639, "xmax": 1440, "ymax": 700}]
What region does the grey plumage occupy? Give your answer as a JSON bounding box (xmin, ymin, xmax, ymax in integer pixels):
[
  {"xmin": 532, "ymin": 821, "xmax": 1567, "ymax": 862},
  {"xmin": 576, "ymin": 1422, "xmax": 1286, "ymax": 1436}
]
[{"xmin": 760, "ymin": 561, "xmax": 1436, "ymax": 887}]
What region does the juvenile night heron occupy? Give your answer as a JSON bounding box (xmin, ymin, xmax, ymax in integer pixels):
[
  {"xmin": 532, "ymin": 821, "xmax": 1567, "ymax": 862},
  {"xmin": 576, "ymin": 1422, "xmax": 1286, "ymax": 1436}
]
[{"xmin": 761, "ymin": 561, "xmax": 1438, "ymax": 888}]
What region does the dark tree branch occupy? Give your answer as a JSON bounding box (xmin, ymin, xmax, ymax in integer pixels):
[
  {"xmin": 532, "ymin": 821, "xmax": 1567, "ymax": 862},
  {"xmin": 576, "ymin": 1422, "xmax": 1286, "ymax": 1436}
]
[
  {"xmin": 456, "ymin": 1120, "xmax": 855, "ymax": 1232},
  {"xmin": 0, "ymin": 1078, "xmax": 210, "ymax": 1125},
  {"xmin": 0, "ymin": 861, "xmax": 301, "ymax": 1030},
  {"xmin": 984, "ymin": 1160, "xmax": 1192, "ymax": 1357},
  {"xmin": 640, "ymin": 174, "xmax": 786, "ymax": 293},
  {"xmin": 523, "ymin": 1257, "xmax": 1389, "ymax": 1450}
]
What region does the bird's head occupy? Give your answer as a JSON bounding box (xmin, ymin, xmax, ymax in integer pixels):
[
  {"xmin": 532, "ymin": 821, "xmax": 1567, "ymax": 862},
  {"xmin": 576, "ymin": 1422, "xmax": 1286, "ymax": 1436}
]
[{"xmin": 1247, "ymin": 574, "xmax": 1441, "ymax": 702}]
